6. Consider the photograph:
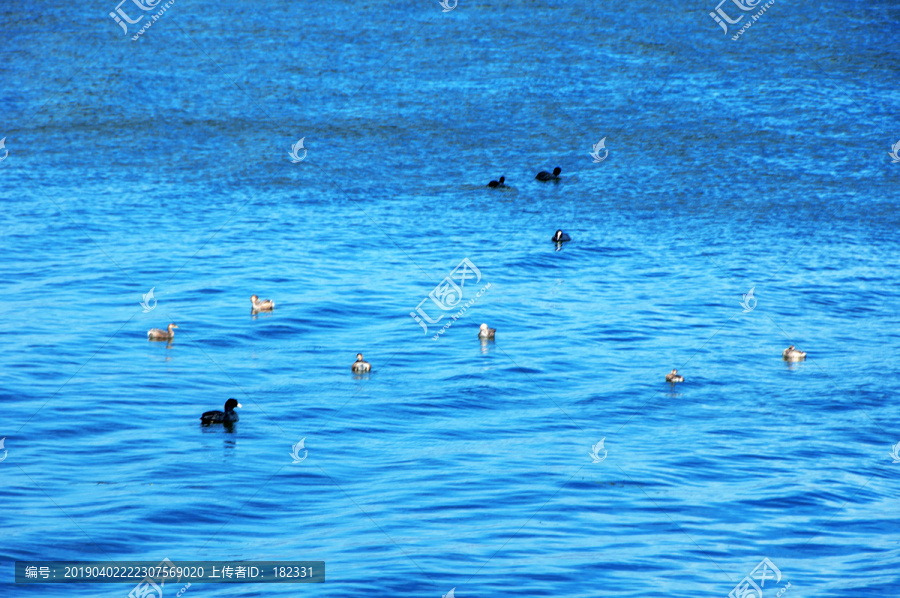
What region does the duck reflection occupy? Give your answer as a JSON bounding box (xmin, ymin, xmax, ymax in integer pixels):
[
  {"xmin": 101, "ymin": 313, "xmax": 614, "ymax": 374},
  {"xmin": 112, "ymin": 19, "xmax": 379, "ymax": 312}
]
[{"xmin": 200, "ymin": 421, "xmax": 238, "ymax": 435}]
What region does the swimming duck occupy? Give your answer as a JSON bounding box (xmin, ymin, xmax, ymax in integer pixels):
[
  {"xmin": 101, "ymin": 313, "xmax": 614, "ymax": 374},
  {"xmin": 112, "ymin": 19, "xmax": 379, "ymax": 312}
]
[
  {"xmin": 478, "ymin": 323, "xmax": 496, "ymax": 339},
  {"xmin": 782, "ymin": 345, "xmax": 806, "ymax": 361},
  {"xmin": 552, "ymin": 230, "xmax": 571, "ymax": 243},
  {"xmin": 665, "ymin": 369, "xmax": 684, "ymax": 383},
  {"xmin": 200, "ymin": 398, "xmax": 241, "ymax": 424},
  {"xmin": 535, "ymin": 166, "xmax": 562, "ymax": 181},
  {"xmin": 147, "ymin": 323, "xmax": 178, "ymax": 340},
  {"xmin": 487, "ymin": 176, "xmax": 506, "ymax": 188},
  {"xmin": 251, "ymin": 294, "xmax": 275, "ymax": 311},
  {"xmin": 352, "ymin": 353, "xmax": 371, "ymax": 373}
]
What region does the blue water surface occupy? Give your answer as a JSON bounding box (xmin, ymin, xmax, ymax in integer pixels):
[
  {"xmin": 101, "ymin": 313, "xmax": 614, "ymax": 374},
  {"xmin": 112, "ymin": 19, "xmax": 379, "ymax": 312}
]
[{"xmin": 1, "ymin": 0, "xmax": 899, "ymax": 597}]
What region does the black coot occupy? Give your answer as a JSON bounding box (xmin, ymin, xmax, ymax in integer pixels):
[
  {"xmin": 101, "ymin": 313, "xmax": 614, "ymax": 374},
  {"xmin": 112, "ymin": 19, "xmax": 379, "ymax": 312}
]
[
  {"xmin": 552, "ymin": 229, "xmax": 571, "ymax": 243},
  {"xmin": 535, "ymin": 166, "xmax": 561, "ymax": 181},
  {"xmin": 200, "ymin": 398, "xmax": 241, "ymax": 424},
  {"xmin": 487, "ymin": 176, "xmax": 506, "ymax": 188}
]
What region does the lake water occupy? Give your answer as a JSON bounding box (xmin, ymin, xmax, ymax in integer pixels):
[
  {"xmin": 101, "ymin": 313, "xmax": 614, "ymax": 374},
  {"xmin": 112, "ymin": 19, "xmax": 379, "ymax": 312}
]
[{"xmin": 1, "ymin": 0, "xmax": 899, "ymax": 597}]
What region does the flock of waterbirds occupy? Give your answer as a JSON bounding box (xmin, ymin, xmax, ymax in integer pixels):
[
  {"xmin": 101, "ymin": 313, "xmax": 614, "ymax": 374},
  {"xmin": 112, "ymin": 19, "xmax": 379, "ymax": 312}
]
[{"xmin": 146, "ymin": 165, "xmax": 808, "ymax": 423}]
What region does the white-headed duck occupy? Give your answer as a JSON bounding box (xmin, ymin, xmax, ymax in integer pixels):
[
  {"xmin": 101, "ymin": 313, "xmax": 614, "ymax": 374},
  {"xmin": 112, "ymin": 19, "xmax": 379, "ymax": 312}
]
[{"xmin": 478, "ymin": 323, "xmax": 496, "ymax": 339}]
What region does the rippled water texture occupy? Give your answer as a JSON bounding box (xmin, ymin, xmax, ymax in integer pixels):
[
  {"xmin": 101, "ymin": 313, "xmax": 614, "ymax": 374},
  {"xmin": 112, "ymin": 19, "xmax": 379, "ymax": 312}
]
[{"xmin": 1, "ymin": 0, "xmax": 899, "ymax": 596}]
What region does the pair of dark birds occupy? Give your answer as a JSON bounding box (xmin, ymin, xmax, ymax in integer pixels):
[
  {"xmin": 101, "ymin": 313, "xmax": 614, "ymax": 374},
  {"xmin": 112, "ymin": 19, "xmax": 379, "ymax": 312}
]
[{"xmin": 488, "ymin": 166, "xmax": 562, "ymax": 187}]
